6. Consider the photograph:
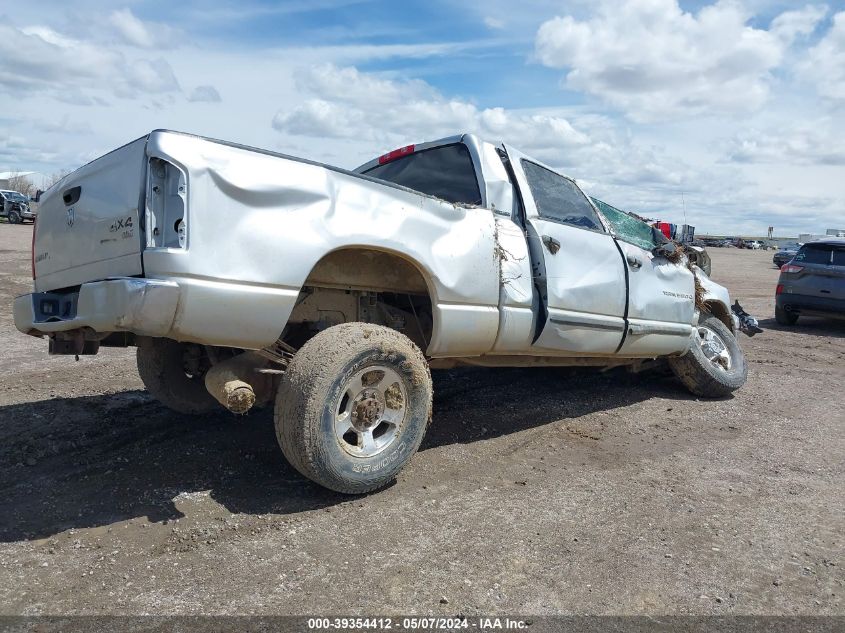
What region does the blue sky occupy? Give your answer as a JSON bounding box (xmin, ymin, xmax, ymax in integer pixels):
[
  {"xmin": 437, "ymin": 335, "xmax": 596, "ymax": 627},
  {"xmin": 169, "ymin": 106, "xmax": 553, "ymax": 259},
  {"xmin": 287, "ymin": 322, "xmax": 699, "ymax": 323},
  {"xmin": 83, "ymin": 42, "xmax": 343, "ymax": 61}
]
[{"xmin": 1, "ymin": 0, "xmax": 843, "ymax": 235}]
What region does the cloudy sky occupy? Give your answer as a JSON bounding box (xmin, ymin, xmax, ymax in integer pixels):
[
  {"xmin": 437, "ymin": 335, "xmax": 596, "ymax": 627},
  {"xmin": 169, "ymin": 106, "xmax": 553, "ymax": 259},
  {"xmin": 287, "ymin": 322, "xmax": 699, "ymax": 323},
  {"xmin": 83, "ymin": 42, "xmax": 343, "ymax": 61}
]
[{"xmin": 1, "ymin": 0, "xmax": 843, "ymax": 236}]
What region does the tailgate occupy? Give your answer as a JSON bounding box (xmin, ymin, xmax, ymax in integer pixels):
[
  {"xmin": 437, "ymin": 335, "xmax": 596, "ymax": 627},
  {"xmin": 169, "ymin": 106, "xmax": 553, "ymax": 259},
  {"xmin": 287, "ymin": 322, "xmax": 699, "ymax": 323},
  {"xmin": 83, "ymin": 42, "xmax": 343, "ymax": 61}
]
[{"xmin": 34, "ymin": 137, "xmax": 148, "ymax": 292}]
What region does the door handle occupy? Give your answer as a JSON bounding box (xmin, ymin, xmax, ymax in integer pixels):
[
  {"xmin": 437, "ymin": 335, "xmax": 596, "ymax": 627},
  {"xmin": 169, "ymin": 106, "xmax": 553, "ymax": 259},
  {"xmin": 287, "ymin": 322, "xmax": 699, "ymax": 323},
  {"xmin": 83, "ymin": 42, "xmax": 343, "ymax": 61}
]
[
  {"xmin": 626, "ymin": 254, "xmax": 643, "ymax": 269},
  {"xmin": 62, "ymin": 186, "xmax": 81, "ymax": 206},
  {"xmin": 542, "ymin": 235, "xmax": 560, "ymax": 254}
]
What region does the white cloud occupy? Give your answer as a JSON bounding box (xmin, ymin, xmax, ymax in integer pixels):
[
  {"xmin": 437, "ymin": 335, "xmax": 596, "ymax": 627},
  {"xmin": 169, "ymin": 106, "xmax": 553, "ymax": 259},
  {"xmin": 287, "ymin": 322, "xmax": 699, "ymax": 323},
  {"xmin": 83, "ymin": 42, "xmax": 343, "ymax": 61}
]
[
  {"xmin": 534, "ymin": 0, "xmax": 805, "ymax": 121},
  {"xmin": 28, "ymin": 115, "xmax": 94, "ymax": 136},
  {"xmin": 271, "ymin": 64, "xmax": 697, "ymax": 193},
  {"xmin": 295, "ymin": 64, "xmax": 438, "ymax": 107},
  {"xmin": 188, "ymin": 85, "xmax": 222, "ymax": 103},
  {"xmin": 484, "ymin": 16, "xmax": 506, "ymax": 30},
  {"xmin": 274, "ymin": 99, "xmax": 363, "ymax": 139},
  {"xmin": 0, "ymin": 133, "xmax": 59, "ymax": 166},
  {"xmin": 726, "ymin": 123, "xmax": 845, "ymax": 166},
  {"xmin": 0, "ymin": 23, "xmax": 181, "ymax": 100},
  {"xmin": 123, "ymin": 58, "xmax": 181, "ymax": 95},
  {"xmin": 273, "ymin": 64, "xmax": 592, "ymax": 152},
  {"xmin": 800, "ymin": 11, "xmax": 845, "ymax": 103},
  {"xmin": 107, "ymin": 8, "xmax": 182, "ymax": 49},
  {"xmin": 770, "ymin": 4, "xmax": 828, "ymax": 43}
]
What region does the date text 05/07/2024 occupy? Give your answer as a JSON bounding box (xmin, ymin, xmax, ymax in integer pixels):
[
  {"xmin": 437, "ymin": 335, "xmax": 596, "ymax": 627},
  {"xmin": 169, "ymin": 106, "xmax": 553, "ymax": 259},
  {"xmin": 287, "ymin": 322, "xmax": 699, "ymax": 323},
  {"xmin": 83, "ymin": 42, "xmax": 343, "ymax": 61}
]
[{"xmin": 306, "ymin": 617, "xmax": 530, "ymax": 630}]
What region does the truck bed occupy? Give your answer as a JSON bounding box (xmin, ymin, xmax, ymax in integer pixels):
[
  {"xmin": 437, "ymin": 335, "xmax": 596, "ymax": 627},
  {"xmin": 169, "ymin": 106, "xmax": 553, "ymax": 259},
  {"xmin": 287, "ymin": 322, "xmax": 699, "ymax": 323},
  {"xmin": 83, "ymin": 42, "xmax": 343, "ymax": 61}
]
[{"xmin": 22, "ymin": 130, "xmax": 502, "ymax": 354}]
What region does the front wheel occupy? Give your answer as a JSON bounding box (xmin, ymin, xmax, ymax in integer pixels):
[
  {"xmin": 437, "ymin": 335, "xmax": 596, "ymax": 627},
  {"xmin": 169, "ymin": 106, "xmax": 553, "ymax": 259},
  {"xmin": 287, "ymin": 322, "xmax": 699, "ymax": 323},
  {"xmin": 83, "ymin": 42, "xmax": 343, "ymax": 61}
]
[
  {"xmin": 668, "ymin": 314, "xmax": 748, "ymax": 398},
  {"xmin": 8, "ymin": 210, "xmax": 21, "ymax": 224},
  {"xmin": 275, "ymin": 323, "xmax": 432, "ymax": 494}
]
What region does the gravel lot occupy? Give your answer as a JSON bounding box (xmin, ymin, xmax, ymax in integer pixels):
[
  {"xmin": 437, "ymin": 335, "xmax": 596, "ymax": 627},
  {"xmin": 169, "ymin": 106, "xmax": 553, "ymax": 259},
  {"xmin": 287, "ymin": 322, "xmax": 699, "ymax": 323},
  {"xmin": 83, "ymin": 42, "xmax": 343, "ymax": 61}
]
[{"xmin": 0, "ymin": 223, "xmax": 842, "ymax": 615}]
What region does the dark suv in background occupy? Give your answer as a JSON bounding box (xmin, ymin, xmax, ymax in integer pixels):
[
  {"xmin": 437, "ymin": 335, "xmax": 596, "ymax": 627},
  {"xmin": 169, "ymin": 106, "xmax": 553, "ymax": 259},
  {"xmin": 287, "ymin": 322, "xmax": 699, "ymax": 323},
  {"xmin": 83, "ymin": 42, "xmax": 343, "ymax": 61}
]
[
  {"xmin": 776, "ymin": 239, "xmax": 845, "ymax": 325},
  {"xmin": 773, "ymin": 243, "xmax": 801, "ymax": 267}
]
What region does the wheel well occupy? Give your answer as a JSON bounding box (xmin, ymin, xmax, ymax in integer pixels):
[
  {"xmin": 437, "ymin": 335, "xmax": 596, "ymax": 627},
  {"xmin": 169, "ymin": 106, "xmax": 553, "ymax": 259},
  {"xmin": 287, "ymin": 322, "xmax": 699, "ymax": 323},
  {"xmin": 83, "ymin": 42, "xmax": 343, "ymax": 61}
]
[
  {"xmin": 304, "ymin": 248, "xmax": 432, "ymax": 295},
  {"xmin": 703, "ymin": 300, "xmax": 733, "ymax": 332},
  {"xmin": 286, "ymin": 248, "xmax": 435, "ymax": 352}
]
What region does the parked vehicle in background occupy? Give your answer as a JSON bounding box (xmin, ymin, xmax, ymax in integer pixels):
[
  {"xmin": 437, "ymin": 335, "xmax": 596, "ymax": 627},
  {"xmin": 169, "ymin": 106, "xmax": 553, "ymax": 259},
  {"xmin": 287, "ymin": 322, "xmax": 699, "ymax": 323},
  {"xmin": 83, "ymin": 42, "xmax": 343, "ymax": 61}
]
[
  {"xmin": 0, "ymin": 190, "xmax": 36, "ymax": 224},
  {"xmin": 14, "ymin": 130, "xmax": 753, "ymax": 494},
  {"xmin": 747, "ymin": 240, "xmax": 763, "ymax": 250},
  {"xmin": 775, "ymin": 239, "xmax": 845, "ymax": 325},
  {"xmin": 773, "ymin": 243, "xmax": 801, "ymax": 268}
]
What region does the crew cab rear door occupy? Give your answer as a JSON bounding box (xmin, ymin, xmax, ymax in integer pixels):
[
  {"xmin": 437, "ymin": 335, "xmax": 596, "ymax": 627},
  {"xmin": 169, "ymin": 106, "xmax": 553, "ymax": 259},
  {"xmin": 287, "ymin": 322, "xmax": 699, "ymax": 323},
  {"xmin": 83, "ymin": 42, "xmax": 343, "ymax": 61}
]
[{"xmin": 503, "ymin": 145, "xmax": 627, "ymax": 354}]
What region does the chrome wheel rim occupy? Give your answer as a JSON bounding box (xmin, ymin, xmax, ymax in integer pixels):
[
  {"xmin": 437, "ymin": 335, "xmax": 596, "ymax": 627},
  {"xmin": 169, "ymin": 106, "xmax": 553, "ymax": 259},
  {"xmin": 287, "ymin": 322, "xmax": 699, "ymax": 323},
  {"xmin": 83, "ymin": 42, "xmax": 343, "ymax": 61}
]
[
  {"xmin": 335, "ymin": 365, "xmax": 406, "ymax": 458},
  {"xmin": 696, "ymin": 325, "xmax": 732, "ymax": 371}
]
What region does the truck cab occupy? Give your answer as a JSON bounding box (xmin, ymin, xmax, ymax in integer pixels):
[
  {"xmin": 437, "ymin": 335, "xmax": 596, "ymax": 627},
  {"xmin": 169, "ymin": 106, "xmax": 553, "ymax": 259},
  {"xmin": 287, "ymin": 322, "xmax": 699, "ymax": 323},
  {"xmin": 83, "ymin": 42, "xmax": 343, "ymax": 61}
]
[{"xmin": 356, "ymin": 134, "xmax": 714, "ymax": 360}]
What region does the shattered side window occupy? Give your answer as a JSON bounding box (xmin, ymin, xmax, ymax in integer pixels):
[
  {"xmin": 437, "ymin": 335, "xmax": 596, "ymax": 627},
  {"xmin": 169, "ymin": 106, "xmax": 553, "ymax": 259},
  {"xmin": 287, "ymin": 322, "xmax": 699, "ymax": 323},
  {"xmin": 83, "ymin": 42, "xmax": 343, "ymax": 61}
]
[
  {"xmin": 521, "ymin": 160, "xmax": 603, "ymax": 232},
  {"xmin": 362, "ymin": 144, "xmax": 482, "ymax": 206},
  {"xmin": 590, "ymin": 198, "xmax": 660, "ymax": 252}
]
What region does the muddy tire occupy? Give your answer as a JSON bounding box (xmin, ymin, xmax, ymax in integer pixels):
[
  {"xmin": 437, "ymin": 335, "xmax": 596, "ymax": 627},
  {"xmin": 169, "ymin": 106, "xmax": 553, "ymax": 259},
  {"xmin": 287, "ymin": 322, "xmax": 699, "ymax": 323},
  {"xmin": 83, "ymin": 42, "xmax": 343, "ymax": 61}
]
[
  {"xmin": 668, "ymin": 314, "xmax": 748, "ymax": 398},
  {"xmin": 136, "ymin": 337, "xmax": 218, "ymax": 414},
  {"xmin": 775, "ymin": 307, "xmax": 798, "ymax": 326},
  {"xmin": 275, "ymin": 323, "xmax": 432, "ymax": 494}
]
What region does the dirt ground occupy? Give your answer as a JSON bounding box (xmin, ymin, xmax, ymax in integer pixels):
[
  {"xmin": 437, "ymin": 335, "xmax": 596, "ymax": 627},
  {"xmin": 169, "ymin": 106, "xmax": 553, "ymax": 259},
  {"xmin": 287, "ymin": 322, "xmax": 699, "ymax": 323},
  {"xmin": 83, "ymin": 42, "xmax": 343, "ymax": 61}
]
[{"xmin": 0, "ymin": 222, "xmax": 842, "ymax": 616}]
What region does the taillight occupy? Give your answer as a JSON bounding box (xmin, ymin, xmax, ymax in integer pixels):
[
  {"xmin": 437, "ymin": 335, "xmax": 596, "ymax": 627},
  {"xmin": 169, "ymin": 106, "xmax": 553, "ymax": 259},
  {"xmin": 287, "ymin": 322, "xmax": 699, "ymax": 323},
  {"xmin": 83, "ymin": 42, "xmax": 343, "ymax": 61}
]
[
  {"xmin": 30, "ymin": 215, "xmax": 37, "ymax": 279},
  {"xmin": 147, "ymin": 157, "xmax": 187, "ymax": 248},
  {"xmin": 781, "ymin": 264, "xmax": 803, "ymax": 274},
  {"xmin": 378, "ymin": 144, "xmax": 415, "ymax": 165},
  {"xmin": 776, "ymin": 284, "xmax": 784, "ymax": 295}
]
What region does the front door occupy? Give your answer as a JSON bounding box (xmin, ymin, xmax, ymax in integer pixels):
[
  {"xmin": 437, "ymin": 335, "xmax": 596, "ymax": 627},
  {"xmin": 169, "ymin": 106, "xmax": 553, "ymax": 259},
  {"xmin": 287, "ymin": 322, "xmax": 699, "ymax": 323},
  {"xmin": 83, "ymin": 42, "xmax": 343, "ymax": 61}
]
[
  {"xmin": 504, "ymin": 145, "xmax": 627, "ymax": 355},
  {"xmin": 615, "ymin": 241, "xmax": 696, "ymax": 355}
]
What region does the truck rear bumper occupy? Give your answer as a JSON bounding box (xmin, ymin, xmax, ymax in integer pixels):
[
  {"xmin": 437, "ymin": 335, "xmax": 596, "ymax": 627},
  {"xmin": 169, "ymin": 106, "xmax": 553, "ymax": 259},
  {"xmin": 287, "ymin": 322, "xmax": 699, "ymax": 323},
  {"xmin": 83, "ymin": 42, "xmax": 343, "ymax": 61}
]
[
  {"xmin": 14, "ymin": 278, "xmax": 181, "ymax": 338},
  {"xmin": 15, "ymin": 276, "xmax": 300, "ymax": 349}
]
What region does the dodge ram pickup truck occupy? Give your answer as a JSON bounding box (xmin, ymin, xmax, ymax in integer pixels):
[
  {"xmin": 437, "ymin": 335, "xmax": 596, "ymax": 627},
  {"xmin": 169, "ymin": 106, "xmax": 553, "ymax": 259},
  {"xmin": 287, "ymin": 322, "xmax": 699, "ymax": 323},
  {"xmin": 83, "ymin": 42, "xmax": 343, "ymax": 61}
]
[{"xmin": 15, "ymin": 130, "xmax": 750, "ymax": 493}]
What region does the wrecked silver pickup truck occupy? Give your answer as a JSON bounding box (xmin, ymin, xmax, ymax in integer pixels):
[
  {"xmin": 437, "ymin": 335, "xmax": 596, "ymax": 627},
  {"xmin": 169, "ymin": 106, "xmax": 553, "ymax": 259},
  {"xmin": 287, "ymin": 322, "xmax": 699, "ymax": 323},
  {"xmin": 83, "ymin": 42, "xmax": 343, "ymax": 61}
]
[{"xmin": 15, "ymin": 130, "xmax": 750, "ymax": 493}]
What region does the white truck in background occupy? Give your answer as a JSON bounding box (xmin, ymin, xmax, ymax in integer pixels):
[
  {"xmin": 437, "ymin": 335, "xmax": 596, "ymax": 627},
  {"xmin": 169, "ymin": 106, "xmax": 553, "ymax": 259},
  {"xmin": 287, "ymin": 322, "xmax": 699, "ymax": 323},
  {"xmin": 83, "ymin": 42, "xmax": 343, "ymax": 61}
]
[{"xmin": 15, "ymin": 131, "xmax": 750, "ymax": 493}]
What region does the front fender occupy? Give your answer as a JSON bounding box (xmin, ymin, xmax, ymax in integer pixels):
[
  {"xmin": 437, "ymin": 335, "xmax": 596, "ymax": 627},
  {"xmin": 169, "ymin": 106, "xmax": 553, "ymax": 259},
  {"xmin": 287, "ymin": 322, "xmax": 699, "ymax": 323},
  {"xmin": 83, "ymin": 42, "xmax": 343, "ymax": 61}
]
[{"xmin": 694, "ymin": 267, "xmax": 736, "ymax": 332}]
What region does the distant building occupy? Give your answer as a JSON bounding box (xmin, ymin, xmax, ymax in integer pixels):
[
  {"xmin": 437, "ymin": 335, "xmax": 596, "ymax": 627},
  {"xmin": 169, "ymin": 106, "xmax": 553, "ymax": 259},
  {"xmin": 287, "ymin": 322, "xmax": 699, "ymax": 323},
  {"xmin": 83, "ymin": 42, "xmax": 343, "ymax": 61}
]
[
  {"xmin": 0, "ymin": 171, "xmax": 50, "ymax": 192},
  {"xmin": 799, "ymin": 233, "xmax": 823, "ymax": 243},
  {"xmin": 826, "ymin": 228, "xmax": 845, "ymax": 237}
]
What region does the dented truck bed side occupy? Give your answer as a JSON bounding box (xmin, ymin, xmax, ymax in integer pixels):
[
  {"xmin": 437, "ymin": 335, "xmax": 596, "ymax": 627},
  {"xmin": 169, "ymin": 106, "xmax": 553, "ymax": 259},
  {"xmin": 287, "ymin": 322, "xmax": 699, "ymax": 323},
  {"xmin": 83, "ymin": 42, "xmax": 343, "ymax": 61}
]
[{"xmin": 19, "ymin": 131, "xmax": 503, "ymax": 356}]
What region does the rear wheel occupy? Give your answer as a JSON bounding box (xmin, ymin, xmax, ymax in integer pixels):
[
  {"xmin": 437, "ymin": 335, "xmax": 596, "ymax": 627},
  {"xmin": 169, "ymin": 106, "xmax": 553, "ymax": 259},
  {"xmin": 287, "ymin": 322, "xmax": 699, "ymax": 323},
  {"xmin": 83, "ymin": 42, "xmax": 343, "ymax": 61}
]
[
  {"xmin": 775, "ymin": 306, "xmax": 799, "ymax": 326},
  {"xmin": 136, "ymin": 337, "xmax": 218, "ymax": 414},
  {"xmin": 669, "ymin": 314, "xmax": 748, "ymax": 398},
  {"xmin": 275, "ymin": 323, "xmax": 432, "ymax": 494}
]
